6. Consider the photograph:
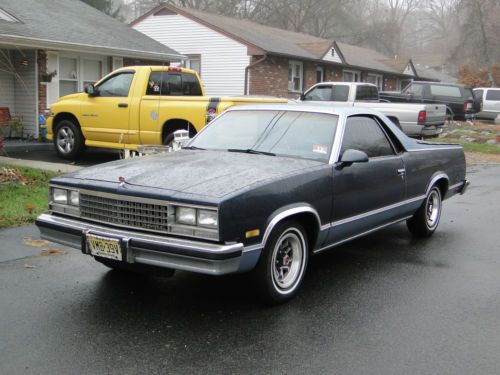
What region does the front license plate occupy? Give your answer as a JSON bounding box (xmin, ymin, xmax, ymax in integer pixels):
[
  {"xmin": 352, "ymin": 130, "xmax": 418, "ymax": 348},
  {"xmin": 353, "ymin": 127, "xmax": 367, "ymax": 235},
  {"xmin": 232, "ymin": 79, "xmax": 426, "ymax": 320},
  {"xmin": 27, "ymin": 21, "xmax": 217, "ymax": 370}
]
[{"xmin": 86, "ymin": 234, "xmax": 122, "ymax": 261}]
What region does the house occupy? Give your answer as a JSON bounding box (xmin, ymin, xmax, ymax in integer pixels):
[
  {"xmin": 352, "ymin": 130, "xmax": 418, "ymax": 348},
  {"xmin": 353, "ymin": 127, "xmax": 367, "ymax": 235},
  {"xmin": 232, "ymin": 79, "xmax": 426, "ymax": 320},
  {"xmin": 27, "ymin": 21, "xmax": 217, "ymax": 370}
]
[
  {"xmin": 131, "ymin": 4, "xmax": 419, "ymax": 98},
  {"xmin": 0, "ymin": 0, "xmax": 184, "ymax": 138}
]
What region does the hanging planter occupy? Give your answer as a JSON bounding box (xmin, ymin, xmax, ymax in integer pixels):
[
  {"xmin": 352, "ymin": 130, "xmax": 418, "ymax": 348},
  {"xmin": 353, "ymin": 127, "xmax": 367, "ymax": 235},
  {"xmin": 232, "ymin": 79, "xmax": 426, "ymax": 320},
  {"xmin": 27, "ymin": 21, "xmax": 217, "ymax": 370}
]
[{"xmin": 40, "ymin": 70, "xmax": 57, "ymax": 83}]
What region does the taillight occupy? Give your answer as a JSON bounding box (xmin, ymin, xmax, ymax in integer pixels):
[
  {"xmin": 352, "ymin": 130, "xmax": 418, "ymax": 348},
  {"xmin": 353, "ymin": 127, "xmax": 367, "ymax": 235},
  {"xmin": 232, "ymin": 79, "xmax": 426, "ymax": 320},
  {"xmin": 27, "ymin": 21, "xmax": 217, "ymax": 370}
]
[
  {"xmin": 464, "ymin": 101, "xmax": 473, "ymax": 112},
  {"xmin": 418, "ymin": 110, "xmax": 426, "ymax": 124}
]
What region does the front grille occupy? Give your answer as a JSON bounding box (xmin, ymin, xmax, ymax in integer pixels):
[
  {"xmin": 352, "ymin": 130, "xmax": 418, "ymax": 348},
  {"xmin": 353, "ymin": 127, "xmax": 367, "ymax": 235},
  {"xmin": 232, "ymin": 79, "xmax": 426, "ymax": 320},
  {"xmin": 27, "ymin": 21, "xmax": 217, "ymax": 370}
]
[
  {"xmin": 80, "ymin": 194, "xmax": 171, "ymax": 232},
  {"xmin": 78, "ymin": 192, "xmax": 219, "ymax": 241}
]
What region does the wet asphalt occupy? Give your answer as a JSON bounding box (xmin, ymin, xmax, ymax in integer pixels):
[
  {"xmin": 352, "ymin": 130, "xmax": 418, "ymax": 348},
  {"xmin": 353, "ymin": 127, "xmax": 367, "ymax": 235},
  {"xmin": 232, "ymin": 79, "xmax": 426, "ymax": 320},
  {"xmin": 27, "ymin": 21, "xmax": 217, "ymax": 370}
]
[{"xmin": 0, "ymin": 164, "xmax": 499, "ymax": 374}]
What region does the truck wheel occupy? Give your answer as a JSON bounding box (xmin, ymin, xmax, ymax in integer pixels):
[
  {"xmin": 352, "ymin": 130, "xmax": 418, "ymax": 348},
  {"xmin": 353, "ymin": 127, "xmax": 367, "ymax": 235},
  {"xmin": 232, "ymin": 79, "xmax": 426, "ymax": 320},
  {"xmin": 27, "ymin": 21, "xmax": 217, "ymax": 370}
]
[
  {"xmin": 407, "ymin": 186, "xmax": 442, "ymax": 237},
  {"xmin": 54, "ymin": 119, "xmax": 85, "ymax": 159},
  {"xmin": 94, "ymin": 256, "xmax": 175, "ymax": 277},
  {"xmin": 254, "ymin": 220, "xmax": 308, "ymax": 304}
]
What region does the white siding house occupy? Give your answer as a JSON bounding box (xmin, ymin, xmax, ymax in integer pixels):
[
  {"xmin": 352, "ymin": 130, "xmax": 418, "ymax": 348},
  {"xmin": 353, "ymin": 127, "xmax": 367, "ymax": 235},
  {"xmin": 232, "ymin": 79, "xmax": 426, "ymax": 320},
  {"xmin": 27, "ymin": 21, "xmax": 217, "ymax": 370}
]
[{"xmin": 133, "ymin": 13, "xmax": 250, "ymax": 96}]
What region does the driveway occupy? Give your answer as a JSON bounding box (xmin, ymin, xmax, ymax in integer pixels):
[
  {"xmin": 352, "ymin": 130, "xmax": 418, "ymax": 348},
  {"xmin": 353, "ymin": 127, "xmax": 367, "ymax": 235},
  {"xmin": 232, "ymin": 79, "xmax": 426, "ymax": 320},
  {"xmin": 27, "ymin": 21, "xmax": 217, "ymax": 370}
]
[{"xmin": 0, "ymin": 165, "xmax": 499, "ymax": 374}]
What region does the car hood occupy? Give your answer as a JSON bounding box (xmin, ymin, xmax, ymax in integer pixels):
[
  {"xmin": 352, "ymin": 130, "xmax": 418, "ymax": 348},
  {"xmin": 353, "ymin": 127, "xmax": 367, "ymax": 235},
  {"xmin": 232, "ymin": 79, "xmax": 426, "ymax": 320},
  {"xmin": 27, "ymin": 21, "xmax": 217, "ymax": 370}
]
[{"xmin": 62, "ymin": 150, "xmax": 324, "ymax": 198}]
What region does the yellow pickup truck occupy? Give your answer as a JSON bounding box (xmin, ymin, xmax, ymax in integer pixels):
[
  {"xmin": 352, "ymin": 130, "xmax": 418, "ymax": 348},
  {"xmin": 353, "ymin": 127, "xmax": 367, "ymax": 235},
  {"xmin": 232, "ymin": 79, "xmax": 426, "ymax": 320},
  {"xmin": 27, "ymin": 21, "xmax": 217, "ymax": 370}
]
[{"xmin": 47, "ymin": 66, "xmax": 287, "ymax": 159}]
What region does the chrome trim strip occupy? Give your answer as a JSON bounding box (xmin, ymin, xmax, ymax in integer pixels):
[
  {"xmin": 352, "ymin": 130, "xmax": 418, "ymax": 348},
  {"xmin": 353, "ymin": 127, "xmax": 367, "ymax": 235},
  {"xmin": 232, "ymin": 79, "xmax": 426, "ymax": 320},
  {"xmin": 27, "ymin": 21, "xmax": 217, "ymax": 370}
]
[
  {"xmin": 331, "ymin": 195, "xmax": 425, "ymax": 228},
  {"xmin": 425, "ymin": 173, "xmax": 449, "ymax": 195},
  {"xmin": 408, "ymin": 146, "xmax": 461, "ymax": 152},
  {"xmin": 328, "ymin": 113, "xmax": 347, "ymax": 164},
  {"xmin": 448, "ymin": 182, "xmax": 463, "ymax": 190},
  {"xmin": 313, "ymin": 216, "xmax": 412, "ymax": 254}
]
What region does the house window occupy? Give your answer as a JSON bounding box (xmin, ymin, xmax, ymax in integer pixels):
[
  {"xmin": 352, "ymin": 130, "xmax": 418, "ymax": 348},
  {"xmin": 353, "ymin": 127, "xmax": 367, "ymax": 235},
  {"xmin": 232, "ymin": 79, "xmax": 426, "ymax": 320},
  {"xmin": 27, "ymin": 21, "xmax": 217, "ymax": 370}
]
[
  {"xmin": 316, "ymin": 67, "xmax": 324, "ymax": 83},
  {"xmin": 83, "ymin": 59, "xmax": 103, "ymax": 89},
  {"xmin": 288, "ymin": 61, "xmax": 303, "ymax": 92},
  {"xmin": 366, "ymin": 73, "xmax": 383, "ymax": 90},
  {"xmin": 112, "ymin": 57, "xmax": 123, "ymax": 71},
  {"xmin": 186, "ymin": 55, "xmax": 201, "ymax": 76},
  {"xmin": 343, "ymin": 70, "xmax": 360, "ymax": 82},
  {"xmin": 59, "ymin": 57, "xmax": 79, "ymax": 97}
]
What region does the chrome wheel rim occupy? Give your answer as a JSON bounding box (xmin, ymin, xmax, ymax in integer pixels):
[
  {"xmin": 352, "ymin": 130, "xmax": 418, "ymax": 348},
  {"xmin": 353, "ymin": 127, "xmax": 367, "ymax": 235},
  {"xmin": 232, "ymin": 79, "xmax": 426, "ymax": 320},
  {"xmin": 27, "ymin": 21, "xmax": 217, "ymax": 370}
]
[
  {"xmin": 271, "ymin": 229, "xmax": 305, "ymax": 292},
  {"xmin": 426, "ymin": 189, "xmax": 441, "ymax": 229},
  {"xmin": 56, "ymin": 126, "xmax": 75, "ymax": 154}
]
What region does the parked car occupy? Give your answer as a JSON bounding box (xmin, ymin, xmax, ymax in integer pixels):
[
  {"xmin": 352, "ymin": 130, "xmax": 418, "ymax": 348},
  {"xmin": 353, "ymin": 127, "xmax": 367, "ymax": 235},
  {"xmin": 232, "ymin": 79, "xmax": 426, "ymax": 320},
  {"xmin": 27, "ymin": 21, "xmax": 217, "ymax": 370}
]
[
  {"xmin": 473, "ymin": 88, "xmax": 500, "ymax": 121},
  {"xmin": 300, "ymin": 82, "xmax": 447, "ymax": 137},
  {"xmin": 37, "ymin": 105, "xmax": 469, "ymax": 304},
  {"xmin": 47, "ymin": 66, "xmax": 287, "ymax": 159},
  {"xmin": 380, "ymin": 81, "xmax": 477, "ymax": 121}
]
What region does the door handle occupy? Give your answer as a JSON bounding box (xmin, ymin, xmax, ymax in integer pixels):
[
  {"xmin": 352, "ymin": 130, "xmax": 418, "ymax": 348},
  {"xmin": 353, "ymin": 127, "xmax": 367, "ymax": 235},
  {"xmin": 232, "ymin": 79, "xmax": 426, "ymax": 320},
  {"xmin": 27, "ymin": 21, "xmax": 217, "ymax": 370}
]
[
  {"xmin": 118, "ymin": 103, "xmax": 128, "ymax": 108},
  {"xmin": 397, "ymin": 168, "xmax": 406, "ymax": 177}
]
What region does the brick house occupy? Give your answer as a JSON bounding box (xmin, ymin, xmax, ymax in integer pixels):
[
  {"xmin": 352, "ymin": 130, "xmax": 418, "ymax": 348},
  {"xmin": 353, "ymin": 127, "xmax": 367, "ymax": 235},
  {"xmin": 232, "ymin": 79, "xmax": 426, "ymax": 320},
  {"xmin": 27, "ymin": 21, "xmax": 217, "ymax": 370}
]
[
  {"xmin": 132, "ymin": 4, "xmax": 421, "ymax": 98},
  {"xmin": 0, "ymin": 0, "xmax": 183, "ymax": 139}
]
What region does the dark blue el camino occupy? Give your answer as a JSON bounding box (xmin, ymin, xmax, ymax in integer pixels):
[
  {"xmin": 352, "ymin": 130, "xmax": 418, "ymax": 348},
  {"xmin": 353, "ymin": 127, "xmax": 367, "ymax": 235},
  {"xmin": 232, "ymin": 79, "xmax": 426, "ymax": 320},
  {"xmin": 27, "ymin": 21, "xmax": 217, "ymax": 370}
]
[{"xmin": 36, "ymin": 104, "xmax": 469, "ymax": 303}]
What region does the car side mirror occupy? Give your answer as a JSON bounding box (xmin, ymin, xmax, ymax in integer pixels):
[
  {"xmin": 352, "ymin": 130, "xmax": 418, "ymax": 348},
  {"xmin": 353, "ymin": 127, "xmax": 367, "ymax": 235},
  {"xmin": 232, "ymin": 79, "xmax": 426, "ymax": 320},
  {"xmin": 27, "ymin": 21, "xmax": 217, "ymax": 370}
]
[
  {"xmin": 85, "ymin": 83, "xmax": 96, "ymax": 97},
  {"xmin": 299, "ymin": 93, "xmax": 306, "ymax": 101},
  {"xmin": 336, "ymin": 149, "xmax": 369, "ymax": 168}
]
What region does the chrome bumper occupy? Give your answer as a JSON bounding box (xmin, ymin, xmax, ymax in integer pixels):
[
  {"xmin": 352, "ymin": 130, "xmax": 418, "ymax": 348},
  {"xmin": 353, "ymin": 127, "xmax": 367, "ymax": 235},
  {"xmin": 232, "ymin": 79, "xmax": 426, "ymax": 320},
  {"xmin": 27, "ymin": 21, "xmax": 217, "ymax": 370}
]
[{"xmin": 36, "ymin": 214, "xmax": 262, "ymax": 275}]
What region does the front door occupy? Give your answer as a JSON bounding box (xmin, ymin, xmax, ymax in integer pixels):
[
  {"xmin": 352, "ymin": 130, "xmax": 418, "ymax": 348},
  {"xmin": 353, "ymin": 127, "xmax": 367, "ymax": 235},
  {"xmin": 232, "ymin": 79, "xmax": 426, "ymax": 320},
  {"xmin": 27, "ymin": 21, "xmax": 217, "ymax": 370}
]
[
  {"xmin": 80, "ymin": 71, "xmax": 135, "ymax": 144},
  {"xmin": 327, "ymin": 115, "xmax": 406, "ymax": 244}
]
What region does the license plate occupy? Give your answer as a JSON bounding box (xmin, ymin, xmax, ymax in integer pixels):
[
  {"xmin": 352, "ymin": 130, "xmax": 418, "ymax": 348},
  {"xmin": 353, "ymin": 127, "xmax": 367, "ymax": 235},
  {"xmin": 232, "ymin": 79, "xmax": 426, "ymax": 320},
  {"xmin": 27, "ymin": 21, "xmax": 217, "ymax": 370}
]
[{"xmin": 86, "ymin": 234, "xmax": 122, "ymax": 261}]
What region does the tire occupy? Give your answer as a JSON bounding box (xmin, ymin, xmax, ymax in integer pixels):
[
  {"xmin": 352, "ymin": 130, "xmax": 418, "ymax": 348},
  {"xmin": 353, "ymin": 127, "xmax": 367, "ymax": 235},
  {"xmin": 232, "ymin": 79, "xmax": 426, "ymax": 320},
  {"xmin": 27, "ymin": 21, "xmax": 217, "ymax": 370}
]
[
  {"xmin": 95, "ymin": 256, "xmax": 175, "ymax": 277},
  {"xmin": 54, "ymin": 119, "xmax": 85, "ymax": 159},
  {"xmin": 407, "ymin": 186, "xmax": 442, "ymax": 237},
  {"xmin": 254, "ymin": 220, "xmax": 309, "ymax": 304}
]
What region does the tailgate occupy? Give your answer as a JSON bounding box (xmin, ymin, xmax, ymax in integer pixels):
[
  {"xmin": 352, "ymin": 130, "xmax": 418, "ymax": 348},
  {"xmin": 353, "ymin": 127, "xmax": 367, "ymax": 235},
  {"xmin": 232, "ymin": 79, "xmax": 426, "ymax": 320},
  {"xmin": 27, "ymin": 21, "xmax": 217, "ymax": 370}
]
[{"xmin": 424, "ymin": 104, "xmax": 446, "ymax": 125}]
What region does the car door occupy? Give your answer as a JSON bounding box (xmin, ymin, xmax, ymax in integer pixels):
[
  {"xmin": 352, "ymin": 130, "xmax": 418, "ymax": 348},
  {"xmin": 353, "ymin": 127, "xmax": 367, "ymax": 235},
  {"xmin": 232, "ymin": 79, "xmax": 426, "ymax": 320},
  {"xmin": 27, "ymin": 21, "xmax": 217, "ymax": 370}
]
[
  {"xmin": 484, "ymin": 89, "xmax": 500, "ymax": 116},
  {"xmin": 80, "ymin": 70, "xmax": 135, "ymax": 144},
  {"xmin": 327, "ymin": 115, "xmax": 406, "ymax": 244}
]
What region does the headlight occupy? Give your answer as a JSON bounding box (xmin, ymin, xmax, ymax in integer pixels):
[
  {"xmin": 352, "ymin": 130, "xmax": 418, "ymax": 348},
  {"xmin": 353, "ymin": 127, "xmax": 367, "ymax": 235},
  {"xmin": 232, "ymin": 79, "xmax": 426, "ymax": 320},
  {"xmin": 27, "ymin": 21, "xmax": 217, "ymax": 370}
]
[
  {"xmin": 197, "ymin": 209, "xmax": 218, "ymax": 228},
  {"xmin": 53, "ymin": 188, "xmax": 68, "ymax": 204},
  {"xmin": 175, "ymin": 207, "xmax": 196, "ymax": 225},
  {"xmin": 69, "ymin": 191, "xmax": 79, "ymax": 206}
]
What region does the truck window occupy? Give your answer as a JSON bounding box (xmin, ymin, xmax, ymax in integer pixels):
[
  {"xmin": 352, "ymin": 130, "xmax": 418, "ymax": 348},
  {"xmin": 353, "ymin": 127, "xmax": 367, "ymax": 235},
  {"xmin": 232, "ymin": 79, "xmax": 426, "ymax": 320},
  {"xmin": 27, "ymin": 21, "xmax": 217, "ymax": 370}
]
[
  {"xmin": 430, "ymin": 85, "xmax": 462, "ymax": 98},
  {"xmin": 303, "ymin": 85, "xmax": 349, "ymax": 101},
  {"xmin": 355, "ymin": 85, "xmax": 378, "ymax": 101},
  {"xmin": 96, "ymin": 72, "xmax": 134, "ymax": 97},
  {"xmin": 486, "ymin": 89, "xmax": 500, "ymax": 101},
  {"xmin": 340, "ymin": 116, "xmax": 394, "ymax": 158},
  {"xmin": 404, "ymin": 84, "xmax": 423, "ymax": 98},
  {"xmin": 146, "ymin": 71, "xmax": 202, "ymax": 96}
]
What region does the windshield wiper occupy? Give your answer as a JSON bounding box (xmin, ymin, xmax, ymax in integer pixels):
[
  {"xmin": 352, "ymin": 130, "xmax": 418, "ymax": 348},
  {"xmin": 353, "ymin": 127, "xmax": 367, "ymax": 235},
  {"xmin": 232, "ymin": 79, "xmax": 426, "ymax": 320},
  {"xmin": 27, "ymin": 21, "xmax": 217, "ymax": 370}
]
[
  {"xmin": 227, "ymin": 148, "xmax": 275, "ymax": 156},
  {"xmin": 182, "ymin": 145, "xmax": 205, "ymax": 150}
]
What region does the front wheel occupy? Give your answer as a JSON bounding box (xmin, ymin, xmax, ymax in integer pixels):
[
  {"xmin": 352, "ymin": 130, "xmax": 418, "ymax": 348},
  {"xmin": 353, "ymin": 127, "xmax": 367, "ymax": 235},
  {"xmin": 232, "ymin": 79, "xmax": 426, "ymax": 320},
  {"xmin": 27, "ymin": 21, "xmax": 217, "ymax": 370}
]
[
  {"xmin": 254, "ymin": 221, "xmax": 308, "ymax": 304},
  {"xmin": 54, "ymin": 119, "xmax": 85, "ymax": 159},
  {"xmin": 407, "ymin": 186, "xmax": 442, "ymax": 237}
]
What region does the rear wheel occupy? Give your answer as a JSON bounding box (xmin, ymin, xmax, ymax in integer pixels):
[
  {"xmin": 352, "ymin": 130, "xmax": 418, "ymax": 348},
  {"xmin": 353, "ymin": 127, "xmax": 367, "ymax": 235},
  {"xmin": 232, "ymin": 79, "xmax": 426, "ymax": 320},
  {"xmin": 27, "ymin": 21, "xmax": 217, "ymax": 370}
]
[
  {"xmin": 407, "ymin": 186, "xmax": 442, "ymax": 237},
  {"xmin": 54, "ymin": 119, "xmax": 85, "ymax": 159},
  {"xmin": 254, "ymin": 221, "xmax": 308, "ymax": 304}
]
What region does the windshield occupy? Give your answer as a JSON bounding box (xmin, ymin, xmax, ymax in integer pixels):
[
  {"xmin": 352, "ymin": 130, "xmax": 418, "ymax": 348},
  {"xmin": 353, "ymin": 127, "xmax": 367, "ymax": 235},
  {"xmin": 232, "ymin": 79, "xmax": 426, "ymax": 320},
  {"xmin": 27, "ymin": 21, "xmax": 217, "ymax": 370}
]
[{"xmin": 190, "ymin": 110, "xmax": 339, "ymax": 162}]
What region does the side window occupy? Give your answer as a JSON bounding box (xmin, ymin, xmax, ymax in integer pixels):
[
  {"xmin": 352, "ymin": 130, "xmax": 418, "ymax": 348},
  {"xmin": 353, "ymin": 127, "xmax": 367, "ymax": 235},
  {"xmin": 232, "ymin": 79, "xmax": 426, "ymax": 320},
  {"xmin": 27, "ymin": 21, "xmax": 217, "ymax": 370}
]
[
  {"xmin": 405, "ymin": 84, "xmax": 423, "ymax": 98},
  {"xmin": 331, "ymin": 86, "xmax": 349, "ymax": 101},
  {"xmin": 303, "ymin": 86, "xmax": 333, "ymax": 101},
  {"xmin": 486, "ymin": 89, "xmax": 500, "ymax": 101},
  {"xmin": 340, "ymin": 116, "xmax": 395, "ymax": 159},
  {"xmin": 355, "ymin": 85, "xmax": 378, "ymax": 101},
  {"xmin": 96, "ymin": 72, "xmax": 134, "ymax": 97},
  {"xmin": 146, "ymin": 72, "xmax": 202, "ymax": 96}
]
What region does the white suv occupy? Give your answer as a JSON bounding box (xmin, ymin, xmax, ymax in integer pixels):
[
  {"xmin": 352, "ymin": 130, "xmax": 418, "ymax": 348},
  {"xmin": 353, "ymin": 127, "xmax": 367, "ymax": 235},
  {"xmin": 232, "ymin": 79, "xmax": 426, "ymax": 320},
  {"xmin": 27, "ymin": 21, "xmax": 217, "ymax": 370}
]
[{"xmin": 473, "ymin": 88, "xmax": 500, "ymax": 121}]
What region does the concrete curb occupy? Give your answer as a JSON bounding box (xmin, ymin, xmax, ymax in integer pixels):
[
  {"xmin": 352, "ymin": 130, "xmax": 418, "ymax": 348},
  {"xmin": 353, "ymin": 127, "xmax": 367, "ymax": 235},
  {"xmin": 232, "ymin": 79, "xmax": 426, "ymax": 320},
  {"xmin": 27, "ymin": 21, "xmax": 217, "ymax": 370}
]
[
  {"xmin": 0, "ymin": 156, "xmax": 82, "ymax": 173},
  {"xmin": 4, "ymin": 141, "xmax": 54, "ymax": 152}
]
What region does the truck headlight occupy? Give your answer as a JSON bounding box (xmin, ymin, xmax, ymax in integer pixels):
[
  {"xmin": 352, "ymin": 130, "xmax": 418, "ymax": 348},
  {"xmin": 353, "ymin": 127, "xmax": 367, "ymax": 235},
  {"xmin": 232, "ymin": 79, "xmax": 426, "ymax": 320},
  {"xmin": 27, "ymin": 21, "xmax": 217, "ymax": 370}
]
[
  {"xmin": 53, "ymin": 188, "xmax": 68, "ymax": 204},
  {"xmin": 175, "ymin": 207, "xmax": 196, "ymax": 225},
  {"xmin": 198, "ymin": 209, "xmax": 218, "ymax": 228},
  {"xmin": 69, "ymin": 191, "xmax": 79, "ymax": 206}
]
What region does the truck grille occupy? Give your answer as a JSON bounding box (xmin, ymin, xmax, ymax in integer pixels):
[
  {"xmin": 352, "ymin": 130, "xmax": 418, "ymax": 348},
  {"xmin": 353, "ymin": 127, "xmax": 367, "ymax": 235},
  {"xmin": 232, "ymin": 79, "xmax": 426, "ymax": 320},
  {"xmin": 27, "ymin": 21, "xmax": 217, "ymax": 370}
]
[{"xmin": 80, "ymin": 194, "xmax": 171, "ymax": 232}]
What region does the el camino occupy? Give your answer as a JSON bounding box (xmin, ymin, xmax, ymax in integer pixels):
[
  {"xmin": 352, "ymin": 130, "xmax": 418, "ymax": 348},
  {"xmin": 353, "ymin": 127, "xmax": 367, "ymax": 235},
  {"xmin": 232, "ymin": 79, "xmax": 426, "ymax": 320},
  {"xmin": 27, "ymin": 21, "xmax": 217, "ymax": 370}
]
[{"xmin": 36, "ymin": 105, "xmax": 469, "ymax": 304}]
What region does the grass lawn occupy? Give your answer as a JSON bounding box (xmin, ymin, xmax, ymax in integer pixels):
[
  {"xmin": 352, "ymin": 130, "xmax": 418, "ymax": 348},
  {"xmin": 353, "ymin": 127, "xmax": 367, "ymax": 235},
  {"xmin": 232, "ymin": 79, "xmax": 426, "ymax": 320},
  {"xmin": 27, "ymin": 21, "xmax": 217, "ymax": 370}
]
[
  {"xmin": 0, "ymin": 164, "xmax": 59, "ymax": 228},
  {"xmin": 437, "ymin": 137, "xmax": 500, "ymax": 154},
  {"xmin": 436, "ymin": 120, "xmax": 500, "ymax": 154}
]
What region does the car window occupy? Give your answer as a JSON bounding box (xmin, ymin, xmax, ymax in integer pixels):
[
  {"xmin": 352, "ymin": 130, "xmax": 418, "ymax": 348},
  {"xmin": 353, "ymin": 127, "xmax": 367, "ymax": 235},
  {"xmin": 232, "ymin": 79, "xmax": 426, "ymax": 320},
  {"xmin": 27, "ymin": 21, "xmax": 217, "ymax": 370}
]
[
  {"xmin": 430, "ymin": 85, "xmax": 462, "ymax": 98},
  {"xmin": 190, "ymin": 110, "xmax": 339, "ymax": 162},
  {"xmin": 340, "ymin": 116, "xmax": 395, "ymax": 159},
  {"xmin": 303, "ymin": 85, "xmax": 349, "ymax": 102},
  {"xmin": 404, "ymin": 84, "xmax": 423, "ymax": 97},
  {"xmin": 97, "ymin": 72, "xmax": 134, "ymax": 97},
  {"xmin": 486, "ymin": 90, "xmax": 500, "ymax": 101},
  {"xmin": 146, "ymin": 71, "xmax": 202, "ymax": 96},
  {"xmin": 355, "ymin": 85, "xmax": 378, "ymax": 101}
]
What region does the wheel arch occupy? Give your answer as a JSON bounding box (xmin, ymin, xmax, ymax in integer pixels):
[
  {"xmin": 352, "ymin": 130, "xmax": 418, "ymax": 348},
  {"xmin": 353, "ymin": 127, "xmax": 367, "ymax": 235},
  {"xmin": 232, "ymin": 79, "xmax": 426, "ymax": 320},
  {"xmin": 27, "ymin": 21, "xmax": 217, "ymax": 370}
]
[
  {"xmin": 261, "ymin": 205, "xmax": 321, "ymax": 253},
  {"xmin": 161, "ymin": 118, "xmax": 197, "ymax": 143},
  {"xmin": 426, "ymin": 172, "xmax": 449, "ymax": 198},
  {"xmin": 52, "ymin": 112, "xmax": 81, "ymax": 134}
]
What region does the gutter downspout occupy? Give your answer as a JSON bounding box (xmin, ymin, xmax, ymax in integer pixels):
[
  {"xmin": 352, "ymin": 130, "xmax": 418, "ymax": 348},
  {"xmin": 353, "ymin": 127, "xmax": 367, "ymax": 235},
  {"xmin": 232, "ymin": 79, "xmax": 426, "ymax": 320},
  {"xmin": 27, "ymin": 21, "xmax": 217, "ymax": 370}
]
[{"xmin": 244, "ymin": 54, "xmax": 267, "ymax": 95}]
